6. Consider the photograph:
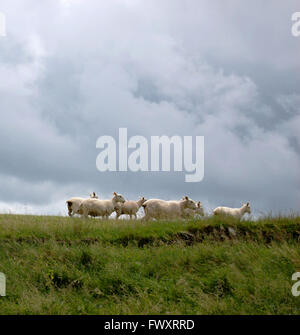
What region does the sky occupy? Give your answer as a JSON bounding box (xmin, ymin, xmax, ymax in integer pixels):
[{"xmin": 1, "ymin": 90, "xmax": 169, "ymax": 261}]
[{"xmin": 0, "ymin": 0, "xmax": 299, "ymax": 217}]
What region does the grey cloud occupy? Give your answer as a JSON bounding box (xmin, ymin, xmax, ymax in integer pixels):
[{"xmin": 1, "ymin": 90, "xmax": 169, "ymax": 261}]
[{"xmin": 0, "ymin": 0, "xmax": 299, "ymax": 216}]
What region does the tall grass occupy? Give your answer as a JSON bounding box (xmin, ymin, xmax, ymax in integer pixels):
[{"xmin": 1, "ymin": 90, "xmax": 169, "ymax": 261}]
[{"xmin": 0, "ymin": 214, "xmax": 299, "ymax": 314}]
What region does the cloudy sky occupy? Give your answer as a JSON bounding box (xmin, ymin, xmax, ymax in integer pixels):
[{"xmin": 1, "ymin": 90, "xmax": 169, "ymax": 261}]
[{"xmin": 0, "ymin": 0, "xmax": 299, "ymax": 216}]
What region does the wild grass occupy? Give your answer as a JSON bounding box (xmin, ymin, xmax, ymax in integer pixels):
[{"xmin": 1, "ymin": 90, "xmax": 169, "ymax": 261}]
[{"xmin": 0, "ymin": 214, "xmax": 299, "ymax": 315}]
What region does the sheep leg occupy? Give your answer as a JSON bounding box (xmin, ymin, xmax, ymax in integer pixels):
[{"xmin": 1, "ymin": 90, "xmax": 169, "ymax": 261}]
[
  {"xmin": 82, "ymin": 209, "xmax": 89, "ymax": 219},
  {"xmin": 142, "ymin": 214, "xmax": 151, "ymax": 221}
]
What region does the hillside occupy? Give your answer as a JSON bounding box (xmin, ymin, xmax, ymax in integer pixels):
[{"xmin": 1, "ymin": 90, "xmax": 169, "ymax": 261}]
[{"xmin": 0, "ymin": 214, "xmax": 300, "ymax": 314}]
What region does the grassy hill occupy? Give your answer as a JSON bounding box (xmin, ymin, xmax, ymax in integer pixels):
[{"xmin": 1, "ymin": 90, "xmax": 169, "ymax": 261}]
[{"xmin": 0, "ymin": 214, "xmax": 300, "ymax": 315}]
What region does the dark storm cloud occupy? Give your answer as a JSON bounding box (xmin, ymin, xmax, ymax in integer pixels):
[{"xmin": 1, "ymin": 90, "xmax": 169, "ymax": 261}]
[{"xmin": 0, "ymin": 0, "xmax": 299, "ymax": 215}]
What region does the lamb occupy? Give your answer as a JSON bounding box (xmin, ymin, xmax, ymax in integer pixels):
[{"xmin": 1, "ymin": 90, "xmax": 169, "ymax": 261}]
[
  {"xmin": 213, "ymin": 202, "xmax": 251, "ymax": 219},
  {"xmin": 66, "ymin": 192, "xmax": 99, "ymax": 217},
  {"xmin": 184, "ymin": 201, "xmax": 204, "ymax": 218},
  {"xmin": 142, "ymin": 196, "xmax": 196, "ymax": 220},
  {"xmin": 115, "ymin": 197, "xmax": 147, "ymax": 219},
  {"xmin": 79, "ymin": 192, "xmax": 126, "ymax": 219}
]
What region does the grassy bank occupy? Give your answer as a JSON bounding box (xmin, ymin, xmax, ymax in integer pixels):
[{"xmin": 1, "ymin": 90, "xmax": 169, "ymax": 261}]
[{"xmin": 0, "ymin": 214, "xmax": 300, "ymax": 314}]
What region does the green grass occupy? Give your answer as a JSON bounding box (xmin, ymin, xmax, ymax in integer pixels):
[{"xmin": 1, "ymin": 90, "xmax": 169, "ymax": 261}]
[{"xmin": 0, "ymin": 214, "xmax": 300, "ymax": 315}]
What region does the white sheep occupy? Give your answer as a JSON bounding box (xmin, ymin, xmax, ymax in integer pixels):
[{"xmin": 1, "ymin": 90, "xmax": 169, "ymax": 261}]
[
  {"xmin": 184, "ymin": 201, "xmax": 204, "ymax": 218},
  {"xmin": 142, "ymin": 196, "xmax": 196, "ymax": 220},
  {"xmin": 79, "ymin": 192, "xmax": 125, "ymax": 219},
  {"xmin": 213, "ymin": 202, "xmax": 251, "ymax": 219},
  {"xmin": 66, "ymin": 192, "xmax": 99, "ymax": 216},
  {"xmin": 115, "ymin": 197, "xmax": 147, "ymax": 220}
]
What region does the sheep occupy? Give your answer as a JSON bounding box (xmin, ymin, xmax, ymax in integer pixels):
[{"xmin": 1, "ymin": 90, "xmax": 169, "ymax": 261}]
[
  {"xmin": 115, "ymin": 197, "xmax": 147, "ymax": 220},
  {"xmin": 90, "ymin": 192, "xmax": 99, "ymax": 199},
  {"xmin": 184, "ymin": 201, "xmax": 204, "ymax": 218},
  {"xmin": 142, "ymin": 196, "xmax": 196, "ymax": 220},
  {"xmin": 213, "ymin": 202, "xmax": 251, "ymax": 219},
  {"xmin": 66, "ymin": 192, "xmax": 99, "ymax": 216},
  {"xmin": 79, "ymin": 192, "xmax": 126, "ymax": 219}
]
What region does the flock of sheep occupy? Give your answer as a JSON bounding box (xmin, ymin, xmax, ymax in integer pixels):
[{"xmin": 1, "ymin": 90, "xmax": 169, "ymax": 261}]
[{"xmin": 66, "ymin": 192, "xmax": 251, "ymax": 220}]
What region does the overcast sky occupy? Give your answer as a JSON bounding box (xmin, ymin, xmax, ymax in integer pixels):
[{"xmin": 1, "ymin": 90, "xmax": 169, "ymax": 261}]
[{"xmin": 0, "ymin": 0, "xmax": 299, "ymax": 216}]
